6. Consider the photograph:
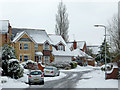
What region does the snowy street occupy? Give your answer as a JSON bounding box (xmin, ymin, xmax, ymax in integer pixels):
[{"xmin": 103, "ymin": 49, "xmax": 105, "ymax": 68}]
[
  {"xmin": 1, "ymin": 65, "xmax": 118, "ymax": 89},
  {"xmin": 27, "ymin": 70, "xmax": 90, "ymax": 88}
]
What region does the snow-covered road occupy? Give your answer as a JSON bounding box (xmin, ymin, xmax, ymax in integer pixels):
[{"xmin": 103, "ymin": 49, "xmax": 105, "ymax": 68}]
[{"xmin": 1, "ymin": 65, "xmax": 118, "ymax": 89}]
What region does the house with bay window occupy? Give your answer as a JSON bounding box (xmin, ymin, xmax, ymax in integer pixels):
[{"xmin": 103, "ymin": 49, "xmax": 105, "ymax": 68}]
[
  {"xmin": 49, "ymin": 34, "xmax": 73, "ymax": 63},
  {"xmin": 11, "ymin": 28, "xmax": 53, "ymax": 64}
]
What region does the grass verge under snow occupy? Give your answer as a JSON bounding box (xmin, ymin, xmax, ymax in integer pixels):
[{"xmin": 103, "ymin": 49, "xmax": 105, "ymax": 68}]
[{"xmin": 75, "ymin": 69, "xmax": 118, "ymax": 88}]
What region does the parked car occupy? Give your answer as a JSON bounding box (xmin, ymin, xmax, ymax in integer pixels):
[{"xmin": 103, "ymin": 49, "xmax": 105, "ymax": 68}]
[
  {"xmin": 43, "ymin": 66, "xmax": 60, "ymax": 77},
  {"xmin": 28, "ymin": 70, "xmax": 44, "ymax": 85}
]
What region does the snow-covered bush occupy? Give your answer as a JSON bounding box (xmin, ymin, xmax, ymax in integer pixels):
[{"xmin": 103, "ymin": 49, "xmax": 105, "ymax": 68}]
[
  {"xmin": 25, "ymin": 60, "xmax": 38, "ymax": 70},
  {"xmin": 7, "ymin": 59, "xmax": 24, "ymax": 79},
  {"xmin": 101, "ymin": 64, "xmax": 112, "ymax": 71},
  {"xmin": 2, "ymin": 44, "xmax": 16, "ymax": 60},
  {"xmin": 48, "ymin": 61, "xmax": 71, "ymax": 69},
  {"xmin": 70, "ymin": 61, "xmax": 77, "ymax": 69},
  {"xmin": 2, "ymin": 44, "xmax": 16, "ymax": 76}
]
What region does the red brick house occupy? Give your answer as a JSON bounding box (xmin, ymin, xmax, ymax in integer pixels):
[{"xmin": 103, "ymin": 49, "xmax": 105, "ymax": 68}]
[
  {"xmin": 67, "ymin": 41, "xmax": 95, "ymax": 66},
  {"xmin": 67, "ymin": 40, "xmax": 87, "ymax": 53}
]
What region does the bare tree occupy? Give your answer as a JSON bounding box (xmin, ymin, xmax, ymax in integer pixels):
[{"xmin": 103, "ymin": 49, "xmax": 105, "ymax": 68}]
[
  {"xmin": 55, "ymin": 1, "xmax": 69, "ymax": 42},
  {"xmin": 107, "ymin": 14, "xmax": 120, "ymax": 54}
]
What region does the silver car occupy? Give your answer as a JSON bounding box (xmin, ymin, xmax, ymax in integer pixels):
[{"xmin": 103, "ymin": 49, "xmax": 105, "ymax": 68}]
[
  {"xmin": 44, "ymin": 66, "xmax": 60, "ymax": 77},
  {"xmin": 28, "ymin": 70, "xmax": 44, "ymax": 85}
]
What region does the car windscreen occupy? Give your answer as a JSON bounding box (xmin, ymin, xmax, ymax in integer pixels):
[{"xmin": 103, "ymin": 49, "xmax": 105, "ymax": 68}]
[
  {"xmin": 30, "ymin": 71, "xmax": 42, "ymax": 75},
  {"xmin": 45, "ymin": 67, "xmax": 53, "ymax": 70}
]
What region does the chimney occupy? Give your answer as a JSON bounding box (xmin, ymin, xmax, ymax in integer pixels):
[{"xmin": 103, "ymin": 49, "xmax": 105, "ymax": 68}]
[{"xmin": 73, "ymin": 40, "xmax": 77, "ymax": 49}]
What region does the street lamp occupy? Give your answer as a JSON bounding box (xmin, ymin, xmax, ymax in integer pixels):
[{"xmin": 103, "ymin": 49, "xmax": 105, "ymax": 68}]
[{"xmin": 94, "ymin": 24, "xmax": 107, "ymax": 80}]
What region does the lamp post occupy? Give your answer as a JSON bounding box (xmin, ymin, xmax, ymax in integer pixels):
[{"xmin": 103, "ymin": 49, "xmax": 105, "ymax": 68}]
[{"xmin": 94, "ymin": 24, "xmax": 107, "ymax": 80}]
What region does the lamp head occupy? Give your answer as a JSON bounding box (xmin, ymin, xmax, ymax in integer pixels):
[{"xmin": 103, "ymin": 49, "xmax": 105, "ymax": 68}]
[{"xmin": 94, "ymin": 25, "xmax": 99, "ymax": 27}]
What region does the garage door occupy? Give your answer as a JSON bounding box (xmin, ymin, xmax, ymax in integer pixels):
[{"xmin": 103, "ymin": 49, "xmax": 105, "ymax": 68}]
[{"xmin": 55, "ymin": 56, "xmax": 72, "ymax": 63}]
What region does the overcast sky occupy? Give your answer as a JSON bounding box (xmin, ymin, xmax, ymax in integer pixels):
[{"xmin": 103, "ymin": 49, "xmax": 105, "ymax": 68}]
[{"xmin": 0, "ymin": 0, "xmax": 118, "ymax": 45}]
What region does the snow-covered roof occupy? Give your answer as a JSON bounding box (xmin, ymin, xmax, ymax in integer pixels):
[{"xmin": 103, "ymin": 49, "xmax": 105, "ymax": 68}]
[
  {"xmin": 72, "ymin": 48, "xmax": 86, "ymax": 57},
  {"xmin": 52, "ymin": 47, "xmax": 73, "ymax": 57},
  {"xmin": 12, "ymin": 31, "xmax": 36, "ymax": 43},
  {"xmin": 49, "ymin": 34, "xmax": 73, "ymax": 57},
  {"xmin": 0, "ymin": 20, "xmax": 9, "ymax": 34},
  {"xmin": 87, "ymin": 45, "xmax": 100, "ymax": 55},
  {"xmin": 77, "ymin": 41, "xmax": 86, "ymax": 49},
  {"xmin": 35, "ymin": 51, "xmax": 43, "ymax": 56},
  {"xmin": 72, "ymin": 48, "xmax": 93, "ymax": 59},
  {"xmin": 67, "ymin": 42, "xmax": 73, "ymax": 50},
  {"xmin": 49, "ymin": 34, "xmax": 66, "ymax": 45},
  {"xmin": 67, "ymin": 41, "xmax": 86, "ymax": 50},
  {"xmin": 86, "ymin": 54, "xmax": 93, "ymax": 59},
  {"xmin": 11, "ymin": 28, "xmax": 52, "ymax": 44}
]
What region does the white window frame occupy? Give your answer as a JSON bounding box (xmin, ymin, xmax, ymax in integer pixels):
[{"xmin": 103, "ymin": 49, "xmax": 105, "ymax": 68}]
[
  {"xmin": 44, "ymin": 56, "xmax": 49, "ymax": 64},
  {"xmin": 58, "ymin": 45, "xmax": 64, "ymax": 51},
  {"xmin": 19, "ymin": 43, "xmax": 22, "ymax": 50},
  {"xmin": 23, "ymin": 43, "xmax": 29, "ymax": 50},
  {"xmin": 23, "ymin": 55, "xmax": 29, "ymax": 61},
  {"xmin": 35, "ymin": 44, "xmax": 38, "ymax": 50}
]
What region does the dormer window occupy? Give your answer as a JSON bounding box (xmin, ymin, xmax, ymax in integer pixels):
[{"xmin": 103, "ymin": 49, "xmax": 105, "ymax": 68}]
[
  {"xmin": 44, "ymin": 42, "xmax": 49, "ymax": 50},
  {"xmin": 58, "ymin": 45, "xmax": 64, "ymax": 51}
]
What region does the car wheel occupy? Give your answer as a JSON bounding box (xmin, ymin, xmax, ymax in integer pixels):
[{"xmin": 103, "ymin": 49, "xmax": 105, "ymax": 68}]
[
  {"xmin": 57, "ymin": 72, "xmax": 60, "ymax": 76},
  {"xmin": 29, "ymin": 81, "xmax": 32, "ymax": 85},
  {"xmin": 41, "ymin": 80, "xmax": 44, "ymax": 85}
]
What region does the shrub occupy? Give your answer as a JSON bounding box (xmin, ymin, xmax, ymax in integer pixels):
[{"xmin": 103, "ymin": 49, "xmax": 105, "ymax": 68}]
[
  {"xmin": 48, "ymin": 61, "xmax": 71, "ymax": 69},
  {"xmin": 7, "ymin": 59, "xmax": 24, "ymax": 79},
  {"xmin": 70, "ymin": 62, "xmax": 77, "ymax": 69},
  {"xmin": 25, "ymin": 60, "xmax": 38, "ymax": 70}
]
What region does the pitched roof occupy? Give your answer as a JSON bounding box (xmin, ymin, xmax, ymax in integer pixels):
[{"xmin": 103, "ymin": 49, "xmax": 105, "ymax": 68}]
[
  {"xmin": 87, "ymin": 45, "xmax": 100, "ymax": 55},
  {"xmin": 12, "ymin": 31, "xmax": 36, "ymax": 43},
  {"xmin": 67, "ymin": 41, "xmax": 86, "ymax": 50},
  {"xmin": 77, "ymin": 41, "xmax": 86, "ymax": 49},
  {"xmin": 48, "ymin": 34, "xmax": 66, "ymax": 45},
  {"xmin": 71, "ymin": 48, "xmax": 86, "ymax": 57},
  {"xmin": 11, "ymin": 28, "xmax": 52, "ymax": 44},
  {"xmin": 49, "ymin": 34, "xmax": 73, "ymax": 57},
  {"xmin": 0, "ymin": 20, "xmax": 9, "ymax": 34}
]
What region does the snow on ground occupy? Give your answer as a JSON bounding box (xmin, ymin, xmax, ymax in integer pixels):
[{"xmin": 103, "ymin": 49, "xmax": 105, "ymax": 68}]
[
  {"xmin": 68, "ymin": 74, "xmax": 77, "ymax": 79},
  {"xmin": 1, "ymin": 76, "xmax": 29, "ymax": 88},
  {"xmin": 60, "ymin": 65, "xmax": 94, "ymax": 72},
  {"xmin": 75, "ymin": 69, "xmax": 118, "ymax": 88},
  {"xmin": 0, "ymin": 68, "xmax": 67, "ymax": 89},
  {"xmin": 44, "ymin": 72, "xmax": 67, "ymax": 82}
]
